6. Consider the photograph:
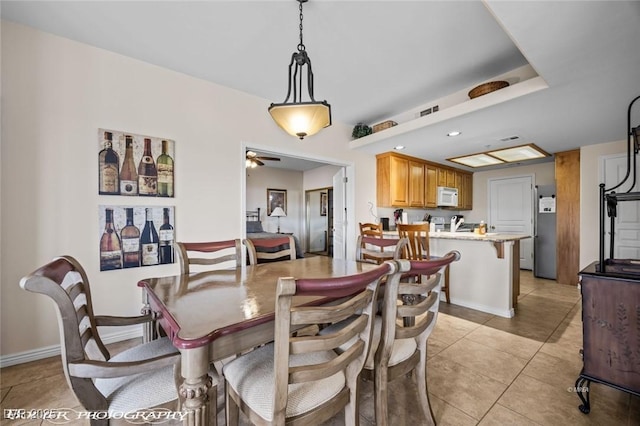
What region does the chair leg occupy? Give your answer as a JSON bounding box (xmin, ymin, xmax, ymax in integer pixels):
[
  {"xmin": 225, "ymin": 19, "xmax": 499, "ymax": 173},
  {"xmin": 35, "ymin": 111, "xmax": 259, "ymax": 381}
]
[
  {"xmin": 374, "ymin": 367, "xmax": 389, "ymax": 426},
  {"xmin": 344, "ymin": 383, "xmax": 360, "ymax": 426},
  {"xmin": 414, "ymin": 355, "xmax": 436, "ymax": 426},
  {"xmin": 225, "ymin": 383, "xmax": 240, "ymax": 426},
  {"xmin": 443, "ymin": 266, "xmax": 450, "ymax": 304}
]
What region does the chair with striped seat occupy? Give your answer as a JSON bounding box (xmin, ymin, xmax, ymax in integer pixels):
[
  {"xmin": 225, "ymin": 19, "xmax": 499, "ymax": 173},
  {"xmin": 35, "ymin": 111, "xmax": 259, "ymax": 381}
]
[{"xmin": 244, "ymin": 236, "xmax": 296, "ymax": 265}]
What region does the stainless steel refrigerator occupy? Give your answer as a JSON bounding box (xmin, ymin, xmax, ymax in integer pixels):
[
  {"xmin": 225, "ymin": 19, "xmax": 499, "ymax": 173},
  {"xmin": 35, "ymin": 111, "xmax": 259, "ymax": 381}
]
[{"xmin": 534, "ymin": 185, "xmax": 557, "ymax": 279}]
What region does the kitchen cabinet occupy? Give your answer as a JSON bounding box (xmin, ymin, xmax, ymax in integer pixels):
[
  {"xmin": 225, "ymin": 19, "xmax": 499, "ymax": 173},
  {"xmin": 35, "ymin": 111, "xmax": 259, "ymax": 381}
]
[
  {"xmin": 425, "ymin": 165, "xmax": 438, "ymax": 208},
  {"xmin": 377, "ymin": 152, "xmax": 473, "ymax": 210},
  {"xmin": 409, "ymin": 161, "xmax": 425, "ymax": 207},
  {"xmin": 377, "ymin": 153, "xmax": 409, "ymax": 207},
  {"xmin": 457, "ymin": 171, "xmax": 473, "ymax": 210}
]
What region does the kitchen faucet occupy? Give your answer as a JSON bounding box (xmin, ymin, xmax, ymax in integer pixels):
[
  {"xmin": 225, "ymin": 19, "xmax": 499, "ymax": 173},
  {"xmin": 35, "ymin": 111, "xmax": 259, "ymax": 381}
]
[{"xmin": 450, "ymin": 216, "xmax": 464, "ymax": 232}]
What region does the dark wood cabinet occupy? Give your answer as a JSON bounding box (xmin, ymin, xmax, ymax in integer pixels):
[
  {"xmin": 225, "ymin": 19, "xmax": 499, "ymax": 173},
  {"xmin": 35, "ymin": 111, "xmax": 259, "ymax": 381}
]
[{"xmin": 575, "ymin": 260, "xmax": 640, "ymax": 414}]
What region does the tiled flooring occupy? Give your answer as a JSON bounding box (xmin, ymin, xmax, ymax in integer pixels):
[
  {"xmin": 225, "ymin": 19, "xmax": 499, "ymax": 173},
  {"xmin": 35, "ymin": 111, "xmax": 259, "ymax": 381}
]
[{"xmin": 2, "ymin": 271, "xmax": 639, "ymax": 425}]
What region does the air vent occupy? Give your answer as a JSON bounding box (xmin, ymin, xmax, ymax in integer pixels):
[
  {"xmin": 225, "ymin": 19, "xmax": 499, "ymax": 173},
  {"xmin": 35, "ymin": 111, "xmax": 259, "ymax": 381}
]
[{"xmin": 499, "ymin": 135, "xmax": 520, "ymax": 142}]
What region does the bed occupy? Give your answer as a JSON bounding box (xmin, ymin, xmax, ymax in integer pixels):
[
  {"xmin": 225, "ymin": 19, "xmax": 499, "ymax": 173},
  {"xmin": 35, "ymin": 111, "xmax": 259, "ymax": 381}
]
[{"xmin": 246, "ymin": 208, "xmax": 304, "ymax": 259}]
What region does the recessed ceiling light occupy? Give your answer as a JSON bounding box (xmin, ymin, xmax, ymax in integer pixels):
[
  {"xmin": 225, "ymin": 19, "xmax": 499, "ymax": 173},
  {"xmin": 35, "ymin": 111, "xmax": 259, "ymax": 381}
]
[
  {"xmin": 447, "ymin": 143, "xmax": 550, "ymax": 168},
  {"xmin": 447, "ymin": 131, "xmax": 461, "ymax": 137},
  {"xmin": 489, "ymin": 144, "xmax": 549, "ymax": 162},
  {"xmin": 449, "ymin": 154, "xmax": 504, "ymax": 168},
  {"xmin": 394, "ymin": 145, "xmax": 405, "ymax": 150}
]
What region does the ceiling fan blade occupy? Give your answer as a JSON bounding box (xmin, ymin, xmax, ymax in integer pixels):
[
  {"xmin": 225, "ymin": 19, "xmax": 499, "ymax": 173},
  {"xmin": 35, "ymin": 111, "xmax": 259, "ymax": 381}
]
[
  {"xmin": 255, "ymin": 159, "xmax": 265, "ymax": 166},
  {"xmin": 256, "ymin": 156, "xmax": 281, "ymax": 161}
]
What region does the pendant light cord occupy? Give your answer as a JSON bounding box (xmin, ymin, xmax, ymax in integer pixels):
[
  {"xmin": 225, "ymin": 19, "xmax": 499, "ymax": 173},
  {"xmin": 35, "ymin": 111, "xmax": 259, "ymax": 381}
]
[{"xmin": 298, "ymin": 1, "xmax": 305, "ymax": 52}]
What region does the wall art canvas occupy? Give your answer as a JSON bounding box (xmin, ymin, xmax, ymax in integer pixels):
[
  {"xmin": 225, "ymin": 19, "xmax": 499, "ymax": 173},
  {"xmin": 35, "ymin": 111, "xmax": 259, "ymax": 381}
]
[
  {"xmin": 99, "ymin": 205, "xmax": 175, "ymax": 271},
  {"xmin": 98, "ymin": 128, "xmax": 175, "ymax": 197},
  {"xmin": 267, "ymin": 188, "xmax": 287, "ymax": 216}
]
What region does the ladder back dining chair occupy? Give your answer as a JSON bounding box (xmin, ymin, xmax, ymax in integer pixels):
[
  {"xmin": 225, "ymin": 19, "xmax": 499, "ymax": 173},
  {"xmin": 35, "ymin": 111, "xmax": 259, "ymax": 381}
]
[
  {"xmin": 19, "ymin": 255, "xmax": 217, "ymax": 426},
  {"xmin": 176, "ymin": 239, "xmax": 243, "ymax": 274},
  {"xmin": 370, "ymin": 252, "xmax": 460, "ymax": 425},
  {"xmin": 222, "ymin": 261, "xmax": 397, "ymax": 425},
  {"xmin": 397, "ymin": 223, "xmax": 451, "ymax": 303}
]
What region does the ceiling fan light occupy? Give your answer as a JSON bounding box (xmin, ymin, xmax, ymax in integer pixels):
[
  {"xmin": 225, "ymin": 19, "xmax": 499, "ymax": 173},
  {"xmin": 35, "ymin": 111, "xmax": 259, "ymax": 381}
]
[{"xmin": 269, "ymin": 102, "xmax": 331, "ymax": 140}]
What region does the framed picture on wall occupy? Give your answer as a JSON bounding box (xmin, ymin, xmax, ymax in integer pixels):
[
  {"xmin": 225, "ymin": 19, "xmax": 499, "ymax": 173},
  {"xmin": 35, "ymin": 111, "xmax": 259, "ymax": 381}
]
[
  {"xmin": 98, "ymin": 128, "xmax": 175, "ymax": 198},
  {"xmin": 320, "ymin": 192, "xmax": 327, "ymax": 216},
  {"xmin": 267, "ymin": 188, "xmax": 287, "ymax": 216}
]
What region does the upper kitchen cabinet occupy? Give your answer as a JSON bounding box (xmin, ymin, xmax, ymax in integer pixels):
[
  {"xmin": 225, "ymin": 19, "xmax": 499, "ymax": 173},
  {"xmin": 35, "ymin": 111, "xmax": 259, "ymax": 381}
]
[
  {"xmin": 376, "ymin": 152, "xmax": 473, "ymax": 210},
  {"xmin": 377, "ymin": 153, "xmax": 409, "ymax": 207}
]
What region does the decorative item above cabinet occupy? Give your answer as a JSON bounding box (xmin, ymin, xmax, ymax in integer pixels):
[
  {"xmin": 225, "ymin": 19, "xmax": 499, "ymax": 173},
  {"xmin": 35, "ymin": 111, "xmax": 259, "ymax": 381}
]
[{"xmin": 376, "ymin": 152, "xmax": 473, "ymax": 210}]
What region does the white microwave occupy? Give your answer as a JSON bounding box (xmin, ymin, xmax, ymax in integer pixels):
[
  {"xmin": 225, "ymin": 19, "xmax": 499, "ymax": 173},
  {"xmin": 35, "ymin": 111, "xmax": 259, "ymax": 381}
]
[{"xmin": 437, "ymin": 186, "xmax": 459, "ymax": 207}]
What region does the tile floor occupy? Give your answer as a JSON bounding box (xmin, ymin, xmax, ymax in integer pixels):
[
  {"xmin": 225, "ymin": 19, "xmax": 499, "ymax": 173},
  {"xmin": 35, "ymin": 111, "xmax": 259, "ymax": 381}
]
[{"xmin": 1, "ymin": 271, "xmax": 639, "ymax": 425}]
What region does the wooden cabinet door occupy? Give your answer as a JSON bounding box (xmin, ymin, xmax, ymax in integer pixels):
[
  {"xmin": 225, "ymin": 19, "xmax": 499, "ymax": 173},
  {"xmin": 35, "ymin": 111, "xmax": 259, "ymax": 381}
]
[
  {"xmin": 425, "ymin": 165, "xmax": 437, "ymax": 208},
  {"xmin": 409, "ymin": 161, "xmax": 425, "ymax": 207},
  {"xmin": 389, "ymin": 155, "xmax": 409, "ymax": 206},
  {"xmin": 437, "ymin": 168, "xmax": 447, "ymax": 187},
  {"xmin": 463, "ymin": 173, "xmax": 473, "ymax": 210}
]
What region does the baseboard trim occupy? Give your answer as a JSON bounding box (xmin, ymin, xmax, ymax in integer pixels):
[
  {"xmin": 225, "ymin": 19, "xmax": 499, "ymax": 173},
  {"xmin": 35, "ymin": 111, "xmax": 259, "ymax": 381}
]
[
  {"xmin": 448, "ymin": 298, "xmax": 515, "ymax": 318},
  {"xmin": 0, "ymin": 329, "xmax": 142, "ymax": 368}
]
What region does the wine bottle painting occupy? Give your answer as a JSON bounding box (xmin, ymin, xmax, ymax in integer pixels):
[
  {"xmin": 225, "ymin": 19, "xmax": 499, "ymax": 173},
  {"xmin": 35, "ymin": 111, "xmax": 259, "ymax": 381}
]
[
  {"xmin": 99, "ymin": 205, "xmax": 175, "ymax": 271},
  {"xmin": 98, "ymin": 129, "xmax": 175, "ymax": 197}
]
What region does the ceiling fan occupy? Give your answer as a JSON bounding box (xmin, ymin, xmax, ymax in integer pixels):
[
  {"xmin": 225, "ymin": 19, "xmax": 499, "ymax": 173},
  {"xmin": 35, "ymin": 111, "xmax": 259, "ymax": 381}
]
[{"xmin": 246, "ymin": 150, "xmax": 281, "ymax": 168}]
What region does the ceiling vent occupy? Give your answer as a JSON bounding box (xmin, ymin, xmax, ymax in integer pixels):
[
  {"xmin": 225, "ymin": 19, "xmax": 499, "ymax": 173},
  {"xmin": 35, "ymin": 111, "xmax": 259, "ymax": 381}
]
[{"xmin": 499, "ymin": 135, "xmax": 520, "ymax": 142}]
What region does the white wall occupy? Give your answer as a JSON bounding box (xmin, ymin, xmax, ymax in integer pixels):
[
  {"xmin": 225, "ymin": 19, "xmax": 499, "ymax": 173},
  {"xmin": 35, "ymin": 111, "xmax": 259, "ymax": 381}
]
[
  {"xmin": 246, "ymin": 167, "xmax": 303, "ymax": 235},
  {"xmin": 303, "ymin": 164, "xmax": 342, "ymax": 191},
  {"xmin": 580, "ymin": 139, "xmax": 627, "ymax": 269},
  {"xmin": 0, "ymin": 22, "xmax": 378, "ymax": 358}
]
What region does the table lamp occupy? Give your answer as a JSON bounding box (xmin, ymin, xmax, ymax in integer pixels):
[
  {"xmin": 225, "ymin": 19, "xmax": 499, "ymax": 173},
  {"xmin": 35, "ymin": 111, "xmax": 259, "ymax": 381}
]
[{"xmin": 270, "ymin": 206, "xmax": 286, "ymax": 233}]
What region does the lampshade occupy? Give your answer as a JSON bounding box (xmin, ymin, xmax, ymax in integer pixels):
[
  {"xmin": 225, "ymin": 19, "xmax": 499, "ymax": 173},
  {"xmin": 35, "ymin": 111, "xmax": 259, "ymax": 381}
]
[
  {"xmin": 270, "ymin": 206, "xmax": 286, "ymax": 217},
  {"xmin": 269, "ymin": 102, "xmax": 331, "ymax": 140},
  {"xmin": 269, "ymin": 0, "xmax": 331, "ymax": 140}
]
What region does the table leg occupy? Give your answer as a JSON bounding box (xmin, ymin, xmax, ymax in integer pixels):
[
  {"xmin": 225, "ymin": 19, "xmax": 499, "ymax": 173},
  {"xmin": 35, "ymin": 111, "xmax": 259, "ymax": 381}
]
[{"xmin": 179, "ymin": 347, "xmax": 214, "ymax": 426}]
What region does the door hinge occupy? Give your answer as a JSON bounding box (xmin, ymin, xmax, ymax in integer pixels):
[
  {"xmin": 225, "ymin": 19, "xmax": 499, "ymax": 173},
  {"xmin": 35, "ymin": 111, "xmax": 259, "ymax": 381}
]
[{"xmin": 343, "ymin": 177, "xmax": 348, "ymax": 183}]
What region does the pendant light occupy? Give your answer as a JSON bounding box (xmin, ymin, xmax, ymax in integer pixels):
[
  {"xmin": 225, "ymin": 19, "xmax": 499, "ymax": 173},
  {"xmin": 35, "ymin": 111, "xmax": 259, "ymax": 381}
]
[{"xmin": 269, "ymin": 0, "xmax": 331, "ymax": 140}]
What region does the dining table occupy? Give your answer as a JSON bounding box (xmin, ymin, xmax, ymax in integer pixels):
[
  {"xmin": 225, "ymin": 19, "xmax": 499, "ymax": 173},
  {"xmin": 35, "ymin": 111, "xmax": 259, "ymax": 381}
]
[{"xmin": 137, "ymin": 255, "xmax": 379, "ymax": 426}]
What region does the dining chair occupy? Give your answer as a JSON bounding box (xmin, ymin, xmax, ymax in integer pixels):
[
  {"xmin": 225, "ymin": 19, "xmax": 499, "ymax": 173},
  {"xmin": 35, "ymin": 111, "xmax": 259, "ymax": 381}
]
[
  {"xmin": 223, "ymin": 261, "xmax": 396, "ymax": 425},
  {"xmin": 356, "ymin": 235, "xmax": 407, "ymax": 265},
  {"xmin": 19, "ymin": 255, "xmax": 217, "ymax": 426},
  {"xmin": 397, "ymin": 223, "xmax": 450, "ymax": 303},
  {"xmin": 244, "ymin": 236, "xmax": 296, "ymax": 265},
  {"xmin": 358, "ymin": 222, "xmax": 385, "ymax": 263},
  {"xmin": 370, "ymin": 251, "xmax": 461, "ymax": 426},
  {"xmin": 176, "ymin": 239, "xmax": 243, "ymax": 274}
]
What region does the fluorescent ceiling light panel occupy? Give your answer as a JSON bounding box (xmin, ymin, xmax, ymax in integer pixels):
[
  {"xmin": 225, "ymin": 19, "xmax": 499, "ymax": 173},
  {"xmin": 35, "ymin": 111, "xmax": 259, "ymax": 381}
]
[
  {"xmin": 449, "ymin": 154, "xmax": 504, "ymax": 168},
  {"xmin": 489, "ymin": 144, "xmax": 548, "ymax": 162}
]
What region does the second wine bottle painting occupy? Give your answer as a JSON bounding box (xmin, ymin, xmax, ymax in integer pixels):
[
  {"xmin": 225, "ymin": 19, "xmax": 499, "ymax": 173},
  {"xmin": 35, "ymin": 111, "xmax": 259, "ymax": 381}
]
[
  {"xmin": 99, "ymin": 206, "xmax": 175, "ymax": 271},
  {"xmin": 98, "ymin": 128, "xmax": 175, "ymax": 197}
]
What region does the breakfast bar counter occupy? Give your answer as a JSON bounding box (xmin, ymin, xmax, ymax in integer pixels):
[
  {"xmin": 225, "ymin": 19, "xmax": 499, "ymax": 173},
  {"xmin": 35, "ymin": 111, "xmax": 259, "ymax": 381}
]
[{"xmin": 384, "ymin": 230, "xmax": 530, "ymax": 317}]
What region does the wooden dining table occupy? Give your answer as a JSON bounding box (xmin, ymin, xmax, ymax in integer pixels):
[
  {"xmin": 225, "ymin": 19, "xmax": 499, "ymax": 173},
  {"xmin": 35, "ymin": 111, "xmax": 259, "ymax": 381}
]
[{"xmin": 137, "ymin": 256, "xmax": 379, "ymax": 426}]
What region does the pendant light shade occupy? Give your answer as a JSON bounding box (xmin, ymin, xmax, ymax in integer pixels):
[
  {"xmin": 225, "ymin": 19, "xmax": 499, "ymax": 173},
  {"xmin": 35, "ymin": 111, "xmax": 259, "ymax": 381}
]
[
  {"xmin": 269, "ymin": 102, "xmax": 331, "ymax": 139},
  {"xmin": 269, "ymin": 0, "xmax": 331, "ymax": 140}
]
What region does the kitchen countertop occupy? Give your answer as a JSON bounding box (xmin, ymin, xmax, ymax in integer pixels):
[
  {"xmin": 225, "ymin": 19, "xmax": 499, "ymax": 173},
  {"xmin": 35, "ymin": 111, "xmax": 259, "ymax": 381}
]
[{"xmin": 382, "ymin": 230, "xmax": 530, "ymax": 242}]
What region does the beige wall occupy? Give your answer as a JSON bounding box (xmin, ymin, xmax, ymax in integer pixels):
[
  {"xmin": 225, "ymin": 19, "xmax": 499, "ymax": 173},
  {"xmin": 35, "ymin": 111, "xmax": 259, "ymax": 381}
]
[
  {"xmin": 0, "ymin": 22, "xmax": 377, "ymax": 358},
  {"xmin": 467, "ymin": 161, "xmax": 556, "ymax": 222},
  {"xmin": 246, "ymin": 167, "xmax": 303, "ymax": 235},
  {"xmin": 579, "ymin": 139, "xmax": 627, "ymax": 269}
]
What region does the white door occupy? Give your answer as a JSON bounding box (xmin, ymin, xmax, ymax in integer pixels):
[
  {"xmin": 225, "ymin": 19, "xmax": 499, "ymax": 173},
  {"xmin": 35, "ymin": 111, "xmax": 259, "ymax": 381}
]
[
  {"xmin": 332, "ymin": 168, "xmax": 346, "ymax": 259},
  {"xmin": 489, "ymin": 175, "xmax": 534, "ymax": 270},
  {"xmin": 601, "ymin": 154, "xmax": 640, "ymax": 258}
]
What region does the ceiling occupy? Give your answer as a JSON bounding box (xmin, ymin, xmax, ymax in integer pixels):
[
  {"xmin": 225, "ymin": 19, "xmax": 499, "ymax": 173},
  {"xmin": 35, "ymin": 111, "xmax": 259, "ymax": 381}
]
[{"xmin": 3, "ymin": 1, "xmax": 640, "ymax": 171}]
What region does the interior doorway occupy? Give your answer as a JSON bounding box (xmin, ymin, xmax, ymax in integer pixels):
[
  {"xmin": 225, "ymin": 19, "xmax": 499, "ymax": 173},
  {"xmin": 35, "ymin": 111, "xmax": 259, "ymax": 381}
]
[{"xmin": 305, "ymin": 187, "xmax": 333, "ymax": 256}]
